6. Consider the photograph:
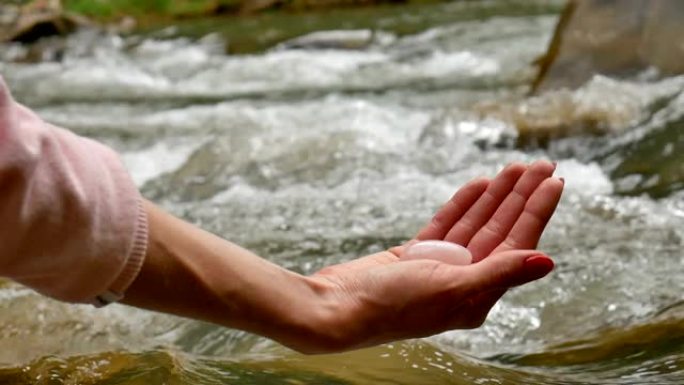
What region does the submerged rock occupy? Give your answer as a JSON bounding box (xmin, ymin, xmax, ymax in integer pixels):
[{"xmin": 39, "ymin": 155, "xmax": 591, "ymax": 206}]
[
  {"xmin": 607, "ymin": 110, "xmax": 684, "ymax": 198},
  {"xmin": 275, "ymin": 29, "xmax": 395, "ymax": 50},
  {"xmin": 532, "ymin": 0, "xmax": 684, "ymax": 93},
  {"xmin": 476, "ymin": 76, "xmax": 684, "ymax": 145},
  {"xmin": 501, "ymin": 307, "xmax": 684, "ymax": 367}
]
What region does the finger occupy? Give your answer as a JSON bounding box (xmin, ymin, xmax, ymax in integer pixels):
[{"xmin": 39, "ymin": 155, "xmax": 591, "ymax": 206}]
[
  {"xmin": 457, "ymin": 249, "xmax": 554, "ymax": 294},
  {"xmin": 467, "ymin": 160, "xmax": 556, "ymax": 262},
  {"xmin": 493, "ymin": 177, "xmax": 564, "ymax": 253},
  {"xmin": 401, "ymin": 240, "xmax": 472, "ymax": 265},
  {"xmin": 415, "ymin": 177, "xmax": 489, "ymax": 240},
  {"xmin": 444, "ymin": 162, "xmax": 528, "ymax": 246}
]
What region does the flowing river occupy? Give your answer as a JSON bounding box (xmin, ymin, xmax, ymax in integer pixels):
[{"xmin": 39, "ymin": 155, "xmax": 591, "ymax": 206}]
[{"xmin": 0, "ymin": 1, "xmax": 683, "ymax": 384}]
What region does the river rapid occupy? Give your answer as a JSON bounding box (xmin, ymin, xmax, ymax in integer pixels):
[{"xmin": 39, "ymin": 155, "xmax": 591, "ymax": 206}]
[{"xmin": 0, "ymin": 1, "xmax": 683, "ymax": 384}]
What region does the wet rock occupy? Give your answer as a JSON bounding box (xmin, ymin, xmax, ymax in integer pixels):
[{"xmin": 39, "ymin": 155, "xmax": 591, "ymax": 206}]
[
  {"xmin": 606, "ymin": 112, "xmax": 684, "ymax": 198},
  {"xmin": 0, "ymin": 0, "xmax": 89, "ymax": 44},
  {"xmin": 533, "ymin": 0, "xmax": 684, "ymax": 93},
  {"xmin": 477, "ymin": 76, "xmax": 684, "ymax": 146}
]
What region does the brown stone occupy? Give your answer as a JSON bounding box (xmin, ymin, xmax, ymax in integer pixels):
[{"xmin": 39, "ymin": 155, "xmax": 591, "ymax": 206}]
[
  {"xmin": 0, "ymin": 0, "xmax": 88, "ymax": 44},
  {"xmin": 532, "ymin": 0, "xmax": 684, "ymax": 93}
]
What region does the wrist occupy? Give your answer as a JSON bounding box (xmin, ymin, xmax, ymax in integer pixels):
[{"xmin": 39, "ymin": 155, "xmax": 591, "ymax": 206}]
[
  {"xmin": 276, "ymin": 272, "xmax": 388, "ymax": 354},
  {"xmin": 259, "ymin": 273, "xmax": 348, "ymax": 354}
]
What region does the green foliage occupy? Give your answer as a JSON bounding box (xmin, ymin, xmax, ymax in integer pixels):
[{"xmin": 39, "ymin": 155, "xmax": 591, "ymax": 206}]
[
  {"xmin": 64, "ymin": 0, "xmax": 167, "ymax": 18},
  {"xmin": 62, "ymin": 0, "xmax": 428, "ymax": 20},
  {"xmin": 63, "ymin": 0, "xmax": 239, "ymax": 19}
]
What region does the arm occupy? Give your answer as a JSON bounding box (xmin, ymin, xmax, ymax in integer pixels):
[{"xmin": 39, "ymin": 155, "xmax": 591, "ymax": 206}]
[
  {"xmin": 122, "ymin": 200, "xmax": 328, "ymax": 352},
  {"xmin": 124, "ymin": 161, "xmax": 563, "ymax": 354}
]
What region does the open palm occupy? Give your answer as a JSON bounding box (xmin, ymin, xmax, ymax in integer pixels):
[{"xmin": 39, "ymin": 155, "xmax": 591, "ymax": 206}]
[
  {"xmin": 317, "ymin": 160, "xmax": 562, "ymax": 273},
  {"xmin": 302, "ymin": 160, "xmax": 563, "ymax": 352}
]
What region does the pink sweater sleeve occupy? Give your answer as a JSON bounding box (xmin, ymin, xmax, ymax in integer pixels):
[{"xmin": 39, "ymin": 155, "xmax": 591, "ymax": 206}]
[{"xmin": 0, "ymin": 75, "xmax": 148, "ymax": 305}]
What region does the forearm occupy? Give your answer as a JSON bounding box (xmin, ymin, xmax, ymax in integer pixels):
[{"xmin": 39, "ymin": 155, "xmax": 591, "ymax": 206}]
[{"xmin": 122, "ymin": 200, "xmax": 335, "ymax": 352}]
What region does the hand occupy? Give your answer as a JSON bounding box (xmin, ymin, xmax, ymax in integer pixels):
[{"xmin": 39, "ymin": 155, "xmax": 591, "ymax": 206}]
[{"xmin": 299, "ymin": 161, "xmax": 563, "ymax": 353}]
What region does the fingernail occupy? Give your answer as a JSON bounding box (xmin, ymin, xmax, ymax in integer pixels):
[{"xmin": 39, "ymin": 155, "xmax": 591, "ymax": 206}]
[
  {"xmin": 523, "ymin": 254, "xmax": 554, "ymax": 280},
  {"xmin": 559, "ymin": 177, "xmax": 565, "ymax": 185},
  {"xmin": 403, "ymin": 240, "xmax": 472, "ymax": 266}
]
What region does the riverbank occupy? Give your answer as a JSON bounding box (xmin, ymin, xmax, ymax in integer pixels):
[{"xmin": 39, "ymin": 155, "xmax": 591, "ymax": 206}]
[
  {"xmin": 64, "ymin": 0, "xmax": 448, "ymax": 24},
  {"xmin": 1, "ymin": 0, "xmax": 451, "ymax": 45},
  {"xmin": 2, "ymin": 1, "xmax": 564, "ymax": 54}
]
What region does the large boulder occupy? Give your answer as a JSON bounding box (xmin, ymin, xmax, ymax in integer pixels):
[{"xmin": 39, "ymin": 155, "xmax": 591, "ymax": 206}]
[{"xmin": 532, "ymin": 0, "xmax": 684, "ymax": 93}]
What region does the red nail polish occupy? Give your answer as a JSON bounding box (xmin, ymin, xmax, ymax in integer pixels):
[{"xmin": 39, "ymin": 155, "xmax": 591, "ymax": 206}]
[{"xmin": 523, "ymin": 255, "xmax": 554, "ymax": 280}]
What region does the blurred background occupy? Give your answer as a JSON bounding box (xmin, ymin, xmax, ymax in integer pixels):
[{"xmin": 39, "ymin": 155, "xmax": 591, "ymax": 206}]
[{"xmin": 0, "ymin": 0, "xmax": 683, "ymax": 384}]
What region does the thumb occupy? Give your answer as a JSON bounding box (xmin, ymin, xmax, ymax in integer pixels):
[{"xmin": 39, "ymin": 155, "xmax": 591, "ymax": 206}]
[
  {"xmin": 402, "ymin": 240, "xmax": 472, "ymax": 266},
  {"xmin": 459, "ymin": 250, "xmax": 554, "ymax": 293}
]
